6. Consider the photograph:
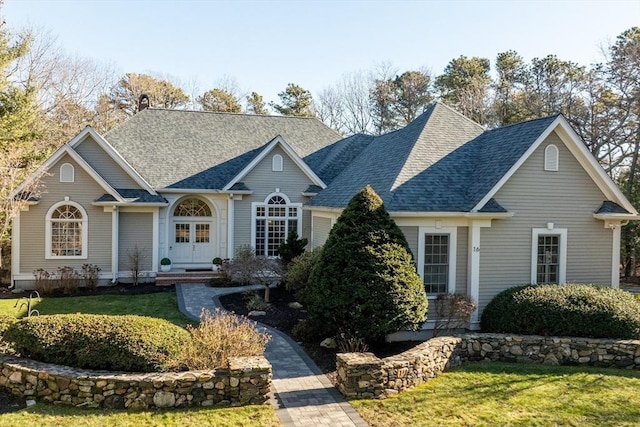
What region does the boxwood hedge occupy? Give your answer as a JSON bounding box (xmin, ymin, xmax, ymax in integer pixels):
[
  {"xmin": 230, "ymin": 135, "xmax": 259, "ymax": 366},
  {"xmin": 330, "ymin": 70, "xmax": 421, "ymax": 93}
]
[
  {"xmin": 481, "ymin": 284, "xmax": 640, "ymax": 339},
  {"xmin": 3, "ymin": 314, "xmax": 190, "ymax": 372}
]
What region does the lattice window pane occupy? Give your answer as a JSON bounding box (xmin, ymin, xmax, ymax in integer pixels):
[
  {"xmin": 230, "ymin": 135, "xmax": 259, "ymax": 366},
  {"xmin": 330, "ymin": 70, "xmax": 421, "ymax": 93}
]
[
  {"xmin": 268, "ymin": 196, "xmax": 286, "ymax": 205},
  {"xmin": 255, "ymin": 219, "xmax": 266, "ymax": 256},
  {"xmin": 267, "ymin": 220, "xmax": 286, "ymax": 257},
  {"xmin": 175, "ymin": 224, "xmax": 190, "ymax": 243},
  {"xmin": 51, "ymin": 219, "xmax": 82, "ymax": 256},
  {"xmin": 537, "ymin": 235, "xmax": 559, "ymax": 284},
  {"xmin": 195, "ymin": 224, "xmax": 210, "ymax": 243},
  {"xmin": 424, "ymin": 234, "xmax": 449, "ymax": 294}
]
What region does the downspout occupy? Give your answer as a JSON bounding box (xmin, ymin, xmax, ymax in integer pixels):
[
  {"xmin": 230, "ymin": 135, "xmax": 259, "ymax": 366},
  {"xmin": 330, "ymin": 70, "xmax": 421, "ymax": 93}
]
[{"xmin": 111, "ymin": 205, "xmax": 119, "ymax": 283}]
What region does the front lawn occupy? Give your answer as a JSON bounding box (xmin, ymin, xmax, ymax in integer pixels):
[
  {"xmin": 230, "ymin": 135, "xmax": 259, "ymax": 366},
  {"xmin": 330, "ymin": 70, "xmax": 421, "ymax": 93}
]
[
  {"xmin": 352, "ymin": 361, "xmax": 640, "ymax": 427},
  {"xmin": 0, "ymin": 403, "xmax": 280, "ymax": 427},
  {"xmin": 0, "ymin": 291, "xmax": 191, "ymax": 326}
]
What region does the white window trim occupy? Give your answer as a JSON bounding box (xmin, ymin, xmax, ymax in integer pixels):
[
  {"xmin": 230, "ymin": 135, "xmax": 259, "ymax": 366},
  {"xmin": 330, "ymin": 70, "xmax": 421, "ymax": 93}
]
[
  {"xmin": 531, "ymin": 227, "xmax": 567, "ymax": 284},
  {"xmin": 418, "ymin": 226, "xmax": 457, "ymax": 298},
  {"xmin": 544, "ymin": 144, "xmax": 559, "ymax": 171},
  {"xmin": 251, "ymin": 192, "xmax": 302, "ymax": 257},
  {"xmin": 272, "ymin": 154, "xmax": 283, "ymax": 172},
  {"xmin": 45, "ymin": 200, "xmax": 89, "ymax": 260},
  {"xmin": 59, "ymin": 163, "xmax": 75, "ymax": 182}
]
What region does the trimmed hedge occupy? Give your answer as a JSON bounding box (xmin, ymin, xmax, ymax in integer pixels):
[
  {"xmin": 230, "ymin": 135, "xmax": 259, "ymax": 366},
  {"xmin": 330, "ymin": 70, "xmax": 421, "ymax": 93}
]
[
  {"xmin": 0, "ymin": 314, "xmax": 15, "ymax": 338},
  {"xmin": 481, "ymin": 284, "xmax": 640, "ymax": 339},
  {"xmin": 4, "ymin": 314, "xmax": 190, "ymax": 372}
]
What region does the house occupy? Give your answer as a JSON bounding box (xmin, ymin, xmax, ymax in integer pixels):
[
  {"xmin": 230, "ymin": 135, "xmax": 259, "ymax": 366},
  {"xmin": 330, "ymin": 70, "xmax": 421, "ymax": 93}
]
[{"xmin": 11, "ymin": 102, "xmax": 638, "ymax": 330}]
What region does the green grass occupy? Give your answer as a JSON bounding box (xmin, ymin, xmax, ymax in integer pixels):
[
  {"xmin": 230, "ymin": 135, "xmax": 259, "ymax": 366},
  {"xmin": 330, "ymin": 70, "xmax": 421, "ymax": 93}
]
[
  {"xmin": 352, "ymin": 362, "xmax": 640, "ymax": 427},
  {"xmin": 0, "ymin": 292, "xmax": 280, "ymax": 425},
  {"xmin": 0, "ymin": 292, "xmax": 191, "ymax": 326},
  {"xmin": 0, "ymin": 404, "xmax": 280, "ymax": 427}
]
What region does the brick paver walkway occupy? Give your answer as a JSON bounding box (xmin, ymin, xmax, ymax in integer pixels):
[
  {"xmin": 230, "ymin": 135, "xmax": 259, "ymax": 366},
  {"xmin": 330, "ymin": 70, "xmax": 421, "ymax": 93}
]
[{"xmin": 176, "ymin": 283, "xmax": 368, "ymax": 427}]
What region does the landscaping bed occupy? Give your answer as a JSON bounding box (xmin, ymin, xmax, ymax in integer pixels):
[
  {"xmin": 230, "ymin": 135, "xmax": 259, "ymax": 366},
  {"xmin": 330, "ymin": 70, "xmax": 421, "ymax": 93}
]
[
  {"xmin": 218, "ymin": 286, "xmax": 418, "ymax": 382},
  {"xmin": 0, "ymin": 283, "xmax": 172, "ymax": 300}
]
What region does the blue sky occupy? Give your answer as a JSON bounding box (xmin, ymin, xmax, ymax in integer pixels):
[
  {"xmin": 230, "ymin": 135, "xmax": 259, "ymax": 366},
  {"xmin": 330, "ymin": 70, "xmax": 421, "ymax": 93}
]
[{"xmin": 3, "ymin": 0, "xmax": 639, "ymax": 104}]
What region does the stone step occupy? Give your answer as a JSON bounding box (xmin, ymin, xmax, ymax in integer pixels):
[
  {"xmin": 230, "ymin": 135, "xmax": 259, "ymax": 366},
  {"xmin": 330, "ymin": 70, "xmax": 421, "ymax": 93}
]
[{"xmin": 155, "ymin": 271, "xmax": 223, "ymax": 286}]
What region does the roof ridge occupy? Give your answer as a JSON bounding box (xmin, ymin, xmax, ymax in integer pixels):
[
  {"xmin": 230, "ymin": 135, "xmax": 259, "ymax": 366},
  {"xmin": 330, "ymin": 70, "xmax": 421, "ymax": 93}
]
[
  {"xmin": 145, "ymin": 107, "xmax": 320, "ymax": 120},
  {"xmin": 484, "ymin": 114, "xmax": 561, "ymax": 133},
  {"xmin": 432, "ymin": 101, "xmax": 485, "ymax": 132}
]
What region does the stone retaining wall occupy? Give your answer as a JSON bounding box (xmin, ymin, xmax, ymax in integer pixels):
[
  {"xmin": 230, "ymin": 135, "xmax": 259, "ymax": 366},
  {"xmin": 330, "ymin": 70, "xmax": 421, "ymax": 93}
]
[
  {"xmin": 0, "ymin": 355, "xmax": 271, "ymax": 409},
  {"xmin": 336, "ymin": 333, "xmax": 640, "ymax": 399}
]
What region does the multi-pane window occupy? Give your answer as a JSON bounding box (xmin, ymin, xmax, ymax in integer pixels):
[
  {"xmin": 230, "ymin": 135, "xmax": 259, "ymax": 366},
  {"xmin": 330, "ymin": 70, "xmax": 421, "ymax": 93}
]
[
  {"xmin": 424, "ymin": 234, "xmax": 449, "ymax": 294},
  {"xmin": 174, "ymin": 199, "xmax": 212, "ymax": 217},
  {"xmin": 254, "ymin": 194, "xmax": 300, "ymax": 257},
  {"xmin": 195, "ymin": 223, "xmax": 210, "ymax": 243},
  {"xmin": 537, "ymin": 235, "xmax": 559, "ymax": 284},
  {"xmin": 49, "ymin": 204, "xmax": 85, "ymax": 257},
  {"xmin": 175, "ymin": 224, "xmax": 190, "ymax": 243}
]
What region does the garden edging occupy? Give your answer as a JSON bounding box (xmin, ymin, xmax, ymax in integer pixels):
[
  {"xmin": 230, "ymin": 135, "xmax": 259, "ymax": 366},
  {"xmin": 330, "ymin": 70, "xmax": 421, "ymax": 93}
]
[
  {"xmin": 0, "ymin": 354, "xmax": 271, "ymax": 409},
  {"xmin": 337, "ymin": 333, "xmax": 640, "ymax": 399}
]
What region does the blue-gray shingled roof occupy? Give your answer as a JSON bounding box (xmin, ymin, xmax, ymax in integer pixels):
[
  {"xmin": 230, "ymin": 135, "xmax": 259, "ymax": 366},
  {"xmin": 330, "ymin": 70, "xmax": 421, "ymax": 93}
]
[
  {"xmin": 309, "ymin": 104, "xmax": 561, "ymax": 212},
  {"xmin": 104, "ymin": 109, "xmax": 342, "ymax": 189},
  {"xmin": 95, "ymin": 189, "xmax": 168, "ymax": 203},
  {"xmin": 597, "ymin": 201, "xmax": 632, "ymax": 214}
]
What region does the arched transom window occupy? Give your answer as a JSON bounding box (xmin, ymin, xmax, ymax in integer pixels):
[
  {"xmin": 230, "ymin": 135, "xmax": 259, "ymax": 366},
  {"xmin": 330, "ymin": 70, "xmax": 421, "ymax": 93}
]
[
  {"xmin": 253, "ymin": 193, "xmax": 301, "ymax": 257},
  {"xmin": 173, "ymin": 198, "xmax": 212, "ymax": 217},
  {"xmin": 46, "ymin": 201, "xmax": 88, "ymax": 258}
]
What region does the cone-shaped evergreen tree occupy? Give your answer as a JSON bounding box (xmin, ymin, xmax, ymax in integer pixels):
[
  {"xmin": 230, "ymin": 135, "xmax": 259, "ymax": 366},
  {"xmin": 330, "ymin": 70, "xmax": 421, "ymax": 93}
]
[{"xmin": 306, "ymin": 186, "xmax": 428, "ymax": 343}]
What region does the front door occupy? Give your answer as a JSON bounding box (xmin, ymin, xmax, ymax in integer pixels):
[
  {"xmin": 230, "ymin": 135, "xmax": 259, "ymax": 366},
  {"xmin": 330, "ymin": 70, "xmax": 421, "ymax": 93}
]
[
  {"xmin": 173, "ymin": 222, "xmax": 213, "ymax": 263},
  {"xmin": 171, "ymin": 198, "xmax": 215, "ymax": 265}
]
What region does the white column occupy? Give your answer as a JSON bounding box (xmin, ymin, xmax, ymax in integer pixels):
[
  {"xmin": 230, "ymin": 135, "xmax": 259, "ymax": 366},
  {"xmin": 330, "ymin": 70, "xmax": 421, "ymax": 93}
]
[
  {"xmin": 467, "ymin": 222, "xmax": 481, "ymax": 326},
  {"xmin": 111, "ymin": 206, "xmax": 119, "ymax": 283},
  {"xmin": 152, "ymin": 209, "xmax": 159, "ymax": 273},
  {"xmin": 11, "ymin": 213, "xmax": 20, "ymax": 285},
  {"xmin": 611, "ymin": 224, "xmax": 621, "ymax": 288},
  {"xmin": 227, "ymin": 195, "xmax": 235, "ymax": 258}
]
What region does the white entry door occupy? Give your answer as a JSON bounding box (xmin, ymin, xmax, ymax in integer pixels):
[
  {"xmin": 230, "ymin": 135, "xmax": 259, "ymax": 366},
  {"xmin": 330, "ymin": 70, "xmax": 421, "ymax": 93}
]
[{"xmin": 172, "ymin": 221, "xmax": 214, "ymax": 264}]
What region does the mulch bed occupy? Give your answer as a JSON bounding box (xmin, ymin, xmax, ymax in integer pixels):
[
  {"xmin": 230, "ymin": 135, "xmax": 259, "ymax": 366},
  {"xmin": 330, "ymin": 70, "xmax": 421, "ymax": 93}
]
[
  {"xmin": 218, "ymin": 286, "xmax": 419, "ymax": 384},
  {"xmin": 0, "ymin": 283, "xmax": 174, "ymax": 300}
]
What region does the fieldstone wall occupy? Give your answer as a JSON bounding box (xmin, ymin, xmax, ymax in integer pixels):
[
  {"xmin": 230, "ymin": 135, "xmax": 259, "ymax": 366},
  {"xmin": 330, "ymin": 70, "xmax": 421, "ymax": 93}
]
[
  {"xmin": 0, "ymin": 355, "xmax": 271, "ymax": 409},
  {"xmin": 337, "ymin": 336, "xmax": 462, "ymax": 398},
  {"xmin": 337, "ymin": 333, "xmax": 640, "ymax": 399}
]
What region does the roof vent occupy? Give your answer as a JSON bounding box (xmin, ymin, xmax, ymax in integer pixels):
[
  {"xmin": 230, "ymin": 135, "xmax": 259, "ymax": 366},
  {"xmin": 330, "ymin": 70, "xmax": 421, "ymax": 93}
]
[{"xmin": 138, "ymin": 94, "xmax": 150, "ymax": 112}]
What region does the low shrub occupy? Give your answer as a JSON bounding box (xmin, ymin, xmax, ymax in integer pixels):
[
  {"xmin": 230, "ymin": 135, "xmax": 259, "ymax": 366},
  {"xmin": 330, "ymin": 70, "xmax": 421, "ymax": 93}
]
[
  {"xmin": 277, "ymin": 230, "xmax": 308, "ymax": 266},
  {"xmin": 285, "ymin": 248, "xmax": 321, "ymax": 303},
  {"xmin": 3, "ymin": 314, "xmax": 189, "ymax": 372},
  {"xmin": 481, "ymin": 284, "xmax": 640, "ymax": 339},
  {"xmin": 0, "ymin": 314, "xmax": 16, "ymax": 353},
  {"xmin": 179, "ymin": 309, "xmax": 270, "ymax": 370}
]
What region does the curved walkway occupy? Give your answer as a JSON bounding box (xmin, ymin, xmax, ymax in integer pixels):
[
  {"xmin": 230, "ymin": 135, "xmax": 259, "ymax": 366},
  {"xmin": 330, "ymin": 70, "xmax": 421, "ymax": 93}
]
[{"xmin": 176, "ymin": 283, "xmax": 368, "ymax": 427}]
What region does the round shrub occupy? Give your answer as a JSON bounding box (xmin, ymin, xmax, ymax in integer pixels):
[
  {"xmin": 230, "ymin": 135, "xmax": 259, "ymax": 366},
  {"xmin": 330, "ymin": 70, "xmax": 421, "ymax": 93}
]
[
  {"xmin": 0, "ymin": 314, "xmax": 16, "ymax": 338},
  {"xmin": 481, "ymin": 284, "xmax": 640, "ymax": 339},
  {"xmin": 4, "ymin": 314, "xmax": 190, "ymax": 372}
]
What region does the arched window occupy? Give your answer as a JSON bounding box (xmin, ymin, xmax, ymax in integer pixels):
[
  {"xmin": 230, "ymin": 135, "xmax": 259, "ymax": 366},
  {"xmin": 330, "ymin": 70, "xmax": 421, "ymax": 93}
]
[
  {"xmin": 173, "ymin": 198, "xmax": 212, "ymax": 217},
  {"xmin": 253, "ymin": 193, "xmax": 302, "ymax": 257},
  {"xmin": 272, "ymin": 154, "xmax": 283, "ymax": 172},
  {"xmin": 59, "ymin": 163, "xmax": 75, "ymax": 183},
  {"xmin": 544, "ymin": 144, "xmax": 559, "ymax": 171},
  {"xmin": 45, "ymin": 201, "xmax": 88, "ymax": 259}
]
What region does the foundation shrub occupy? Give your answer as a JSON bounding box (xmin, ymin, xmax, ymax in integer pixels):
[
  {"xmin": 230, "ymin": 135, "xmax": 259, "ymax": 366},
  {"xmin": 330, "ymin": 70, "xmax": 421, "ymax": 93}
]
[
  {"xmin": 179, "ymin": 308, "xmax": 270, "ymax": 369},
  {"xmin": 284, "ymin": 247, "xmax": 322, "ymax": 303},
  {"xmin": 306, "ymin": 186, "xmax": 428, "ymax": 344},
  {"xmin": 4, "ymin": 314, "xmax": 190, "ymax": 372},
  {"xmin": 481, "ymin": 284, "xmax": 640, "ymax": 339}
]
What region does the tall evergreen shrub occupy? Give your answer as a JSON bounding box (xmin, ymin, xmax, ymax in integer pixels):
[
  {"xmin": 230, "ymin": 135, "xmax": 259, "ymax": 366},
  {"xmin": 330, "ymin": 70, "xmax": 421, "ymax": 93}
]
[{"xmin": 306, "ymin": 186, "xmax": 428, "ymax": 343}]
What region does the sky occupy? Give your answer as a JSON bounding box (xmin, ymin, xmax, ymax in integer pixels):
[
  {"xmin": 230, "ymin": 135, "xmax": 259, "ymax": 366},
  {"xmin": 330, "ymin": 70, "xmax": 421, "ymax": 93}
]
[{"xmin": 3, "ymin": 0, "xmax": 640, "ymax": 105}]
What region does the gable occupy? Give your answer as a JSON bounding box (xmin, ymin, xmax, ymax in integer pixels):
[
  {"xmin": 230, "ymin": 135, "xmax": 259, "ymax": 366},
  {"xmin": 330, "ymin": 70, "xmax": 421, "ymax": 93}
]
[
  {"xmin": 495, "ymin": 131, "xmax": 607, "ymax": 210},
  {"xmin": 74, "ymin": 134, "xmax": 142, "ymax": 189},
  {"xmin": 241, "ymin": 145, "xmax": 317, "ymax": 194},
  {"xmin": 37, "ymin": 154, "xmax": 116, "ymax": 204}
]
